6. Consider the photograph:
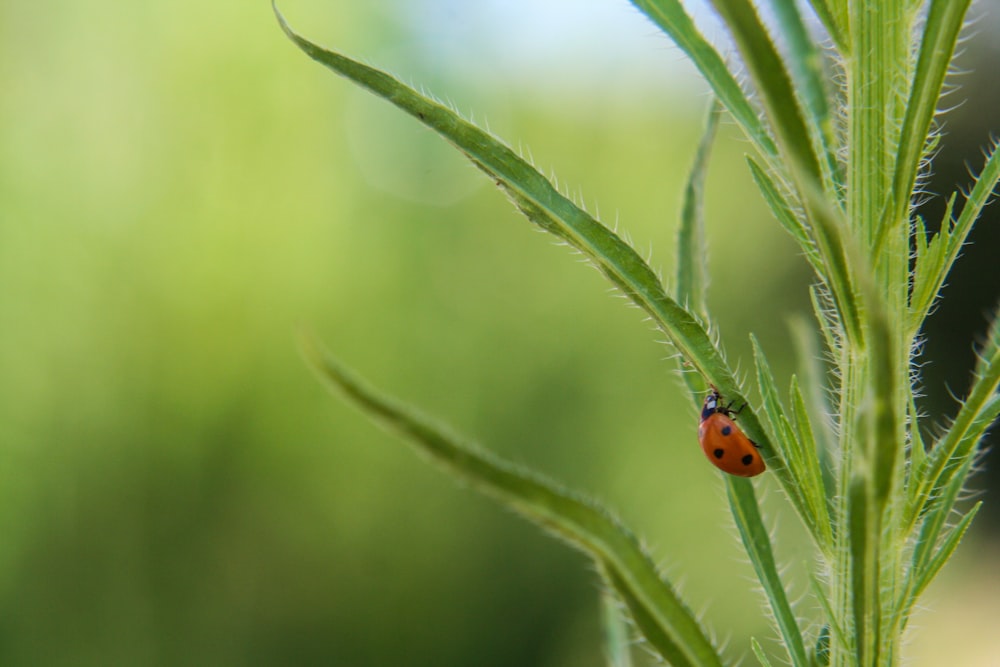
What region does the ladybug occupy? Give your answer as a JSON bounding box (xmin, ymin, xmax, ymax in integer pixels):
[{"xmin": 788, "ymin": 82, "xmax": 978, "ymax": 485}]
[{"xmin": 698, "ymin": 387, "xmax": 765, "ymax": 477}]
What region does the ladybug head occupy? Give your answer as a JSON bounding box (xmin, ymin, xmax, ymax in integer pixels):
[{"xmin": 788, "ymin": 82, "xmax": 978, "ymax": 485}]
[{"xmin": 701, "ymin": 388, "xmax": 722, "ymax": 421}]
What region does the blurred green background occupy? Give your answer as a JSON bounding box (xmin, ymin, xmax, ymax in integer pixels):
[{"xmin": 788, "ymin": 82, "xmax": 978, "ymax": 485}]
[{"xmin": 1, "ymin": 1, "xmax": 998, "ymax": 665}]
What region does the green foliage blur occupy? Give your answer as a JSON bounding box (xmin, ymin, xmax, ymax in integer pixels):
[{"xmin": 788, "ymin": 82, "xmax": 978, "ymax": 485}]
[{"xmin": 1, "ymin": 1, "xmax": 996, "ymax": 665}]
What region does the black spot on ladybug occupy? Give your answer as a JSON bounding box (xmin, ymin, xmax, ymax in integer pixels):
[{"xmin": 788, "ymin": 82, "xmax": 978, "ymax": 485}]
[
  {"xmin": 742, "ymin": 454, "xmax": 754, "ymax": 466},
  {"xmin": 721, "ymin": 425, "xmax": 732, "ymax": 436},
  {"xmin": 713, "ymin": 448, "xmax": 725, "ymax": 459}
]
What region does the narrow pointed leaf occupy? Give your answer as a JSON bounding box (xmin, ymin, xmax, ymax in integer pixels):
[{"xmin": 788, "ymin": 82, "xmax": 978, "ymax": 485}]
[
  {"xmin": 601, "ymin": 590, "xmax": 634, "ymax": 667},
  {"xmin": 727, "ymin": 478, "xmax": 809, "ymax": 667},
  {"xmin": 909, "ymin": 195, "xmax": 956, "ymax": 332},
  {"xmin": 789, "ymin": 376, "xmax": 835, "ymax": 549},
  {"xmin": 629, "ymin": 0, "xmax": 777, "ymax": 160},
  {"xmin": 809, "ymin": 285, "xmax": 842, "ymax": 361},
  {"xmin": 908, "ymin": 312, "xmax": 1000, "ymax": 530},
  {"xmin": 275, "ymin": 6, "xmax": 750, "ymax": 408},
  {"xmin": 751, "ymin": 336, "xmax": 829, "ymax": 551},
  {"xmin": 912, "ymin": 502, "xmax": 981, "ymax": 603},
  {"xmin": 799, "ymin": 176, "xmax": 864, "ymax": 347},
  {"xmin": 746, "ymin": 157, "xmax": 823, "ymax": 275},
  {"xmin": 804, "ymin": 0, "xmax": 847, "ymax": 52},
  {"xmin": 676, "ymin": 99, "xmax": 720, "ymax": 320},
  {"xmin": 896, "ymin": 501, "xmax": 981, "ymax": 633},
  {"xmin": 907, "ymin": 392, "xmax": 927, "ymax": 474},
  {"xmin": 788, "ymin": 315, "xmax": 836, "ymax": 493},
  {"xmin": 911, "ymin": 141, "xmax": 1000, "ymax": 330},
  {"xmin": 902, "ymin": 455, "xmax": 974, "ymax": 620},
  {"xmin": 303, "ymin": 340, "xmax": 724, "ymax": 667},
  {"xmin": 767, "ymin": 0, "xmax": 839, "ymax": 191},
  {"xmin": 751, "ymin": 638, "xmax": 776, "ymax": 667},
  {"xmin": 707, "ymin": 0, "xmax": 822, "ymax": 186},
  {"xmin": 878, "ymin": 0, "xmax": 975, "ymax": 254}
]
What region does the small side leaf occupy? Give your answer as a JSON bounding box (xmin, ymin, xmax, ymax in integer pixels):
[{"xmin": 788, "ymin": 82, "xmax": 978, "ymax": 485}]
[
  {"xmin": 806, "ymin": 1, "xmax": 848, "ymax": 52},
  {"xmin": 897, "ymin": 455, "xmax": 974, "ymax": 631},
  {"xmin": 907, "ymin": 392, "xmax": 927, "ymax": 476},
  {"xmin": 789, "ymin": 376, "xmax": 835, "ymax": 548},
  {"xmin": 303, "ymin": 340, "xmax": 725, "ymax": 667},
  {"xmin": 751, "ymin": 637, "xmax": 776, "ymax": 667},
  {"xmin": 911, "ymin": 502, "xmax": 981, "ymax": 604},
  {"xmin": 907, "ymin": 310, "xmax": 1000, "ymax": 531},
  {"xmin": 601, "ymin": 590, "xmax": 634, "ymax": 667},
  {"xmin": 910, "ymin": 141, "xmax": 1000, "ymax": 331},
  {"xmin": 878, "ymin": 0, "xmax": 975, "ymax": 254},
  {"xmin": 895, "ymin": 502, "xmax": 981, "ymax": 635},
  {"xmin": 751, "ymin": 336, "xmax": 831, "ymax": 553},
  {"xmin": 809, "ymin": 285, "xmax": 842, "ymax": 362},
  {"xmin": 909, "ymin": 194, "xmax": 957, "ymax": 333},
  {"xmin": 788, "ymin": 315, "xmax": 836, "ymax": 495},
  {"xmin": 727, "ymin": 478, "xmax": 809, "ymax": 667},
  {"xmin": 747, "ymin": 156, "xmax": 824, "ymax": 275},
  {"xmin": 676, "ymin": 99, "xmax": 721, "ymax": 321}
]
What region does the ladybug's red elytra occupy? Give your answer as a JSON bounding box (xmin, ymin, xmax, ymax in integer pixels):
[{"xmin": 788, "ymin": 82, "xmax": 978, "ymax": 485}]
[{"xmin": 698, "ymin": 388, "xmax": 765, "ymax": 477}]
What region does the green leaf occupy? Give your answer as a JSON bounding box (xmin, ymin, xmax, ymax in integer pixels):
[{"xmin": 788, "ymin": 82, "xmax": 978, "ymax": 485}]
[
  {"xmin": 601, "ymin": 590, "xmax": 634, "ymax": 667},
  {"xmin": 274, "ymin": 5, "xmax": 747, "ymax": 405},
  {"xmin": 877, "ymin": 0, "xmax": 975, "ymax": 257},
  {"xmin": 911, "ymin": 502, "xmax": 981, "ymax": 605},
  {"xmin": 895, "ymin": 499, "xmax": 981, "ymax": 637},
  {"xmin": 628, "ymin": 0, "xmax": 777, "ymax": 160},
  {"xmin": 909, "ymin": 194, "xmax": 957, "ymax": 332},
  {"xmin": 803, "ymin": 0, "xmax": 847, "ymax": 52},
  {"xmin": 788, "ymin": 315, "xmax": 836, "ymax": 494},
  {"xmin": 898, "ymin": 455, "xmax": 975, "ymax": 630},
  {"xmin": 798, "ymin": 176, "xmax": 864, "ymax": 347},
  {"xmin": 726, "ymin": 478, "xmax": 809, "ymax": 667},
  {"xmin": 910, "ymin": 142, "xmax": 1000, "ymax": 331},
  {"xmin": 676, "ymin": 99, "xmax": 720, "ymax": 321},
  {"xmin": 809, "ymin": 285, "xmax": 842, "ymax": 362},
  {"xmin": 751, "ymin": 637, "xmax": 775, "ymax": 667},
  {"xmin": 746, "ymin": 157, "xmax": 823, "ymax": 275},
  {"xmin": 750, "ymin": 336, "xmax": 831, "ymax": 553},
  {"xmin": 907, "ymin": 391, "xmax": 927, "ymax": 476},
  {"xmin": 789, "ymin": 376, "xmax": 835, "ymax": 548},
  {"xmin": 767, "ymin": 0, "xmax": 840, "ymax": 191},
  {"xmin": 707, "ymin": 0, "xmax": 822, "ymax": 186},
  {"xmin": 907, "ymin": 311, "xmax": 1000, "ymax": 531},
  {"xmin": 302, "ymin": 339, "xmax": 724, "ymax": 667}
]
